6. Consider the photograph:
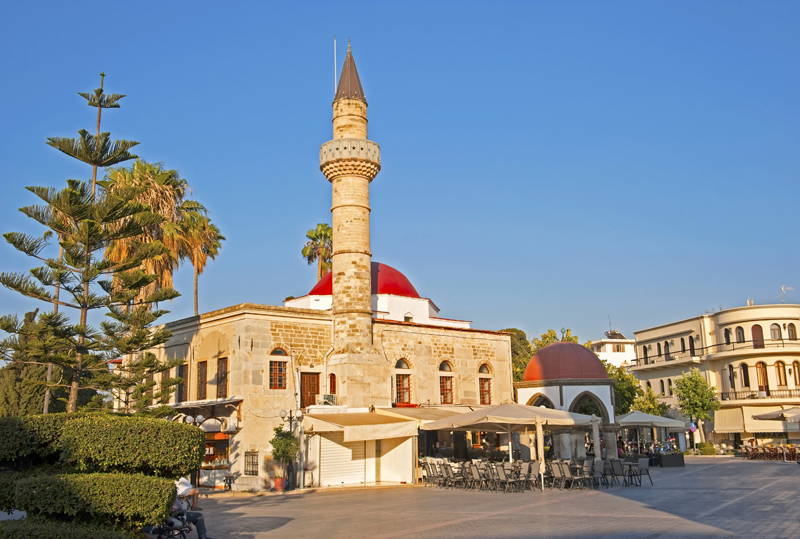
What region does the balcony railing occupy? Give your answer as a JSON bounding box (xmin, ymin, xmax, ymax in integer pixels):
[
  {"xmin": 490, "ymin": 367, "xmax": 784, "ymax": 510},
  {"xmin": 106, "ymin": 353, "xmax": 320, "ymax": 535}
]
[
  {"xmin": 720, "ymin": 389, "xmax": 800, "ymax": 401},
  {"xmin": 630, "ymin": 337, "xmax": 800, "ymax": 367}
]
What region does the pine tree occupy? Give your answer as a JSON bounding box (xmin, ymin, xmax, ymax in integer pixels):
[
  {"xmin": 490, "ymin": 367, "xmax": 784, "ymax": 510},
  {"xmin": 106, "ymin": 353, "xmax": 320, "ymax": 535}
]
[{"xmin": 0, "ymin": 75, "xmax": 182, "ymax": 412}]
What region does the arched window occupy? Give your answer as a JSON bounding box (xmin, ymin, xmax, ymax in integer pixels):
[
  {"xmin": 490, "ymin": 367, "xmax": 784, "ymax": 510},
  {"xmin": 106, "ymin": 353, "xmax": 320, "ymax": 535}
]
[
  {"xmin": 479, "ymin": 377, "xmax": 491, "ymax": 405},
  {"xmin": 756, "ymin": 362, "xmax": 769, "ymax": 395},
  {"xmin": 329, "ymin": 374, "xmax": 336, "ymax": 395},
  {"xmin": 657, "ymin": 343, "xmax": 662, "ymax": 357},
  {"xmin": 396, "ymin": 372, "xmax": 411, "ymax": 404},
  {"xmin": 659, "ymin": 380, "xmax": 665, "ymax": 395},
  {"xmin": 479, "ymin": 363, "xmax": 490, "ymax": 374},
  {"xmin": 681, "ymin": 338, "xmax": 686, "ymax": 353},
  {"xmin": 643, "ymin": 346, "xmax": 649, "ymax": 364},
  {"xmin": 439, "ymin": 361, "xmax": 452, "ymax": 372},
  {"xmin": 752, "ymin": 325, "xmax": 764, "ymax": 349},
  {"xmin": 728, "ymin": 364, "xmax": 735, "ymax": 391},
  {"xmin": 646, "ymin": 381, "xmax": 652, "ymax": 391},
  {"xmin": 664, "ymin": 341, "xmax": 670, "ymax": 359},
  {"xmin": 794, "ymin": 361, "xmax": 800, "ymax": 386},
  {"xmin": 667, "ymin": 379, "xmax": 673, "ymax": 395},
  {"xmin": 789, "ymin": 323, "xmax": 798, "ymax": 340},
  {"xmin": 735, "ymin": 326, "xmax": 745, "ymax": 343},
  {"xmin": 776, "ymin": 361, "xmax": 788, "ymax": 387},
  {"xmin": 771, "ymin": 324, "xmax": 782, "ymax": 341},
  {"xmin": 270, "ymin": 348, "xmax": 288, "ymax": 356},
  {"xmin": 724, "ymin": 328, "xmax": 731, "ymax": 345},
  {"xmin": 740, "ymin": 363, "xmax": 751, "ymax": 388},
  {"xmin": 395, "ymin": 359, "xmax": 410, "ymax": 369},
  {"xmin": 689, "ymin": 337, "xmax": 696, "ymax": 356}
]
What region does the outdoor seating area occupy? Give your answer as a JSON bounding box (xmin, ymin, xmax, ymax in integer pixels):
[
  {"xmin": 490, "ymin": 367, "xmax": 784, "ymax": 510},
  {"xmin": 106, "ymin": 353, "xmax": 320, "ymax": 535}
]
[
  {"xmin": 421, "ymin": 455, "xmax": 654, "ymax": 492},
  {"xmin": 742, "ymin": 444, "xmax": 800, "ymax": 461}
]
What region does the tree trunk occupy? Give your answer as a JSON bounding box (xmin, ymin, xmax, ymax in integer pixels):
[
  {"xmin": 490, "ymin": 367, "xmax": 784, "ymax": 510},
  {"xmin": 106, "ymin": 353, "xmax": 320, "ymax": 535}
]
[
  {"xmin": 194, "ymin": 258, "xmax": 199, "ymax": 316},
  {"xmin": 91, "ymin": 106, "xmax": 102, "ymax": 199},
  {"xmin": 317, "ymin": 250, "xmax": 322, "ymax": 282},
  {"xmin": 43, "ymin": 243, "xmax": 63, "ymax": 414},
  {"xmin": 698, "ymin": 419, "xmax": 706, "ymax": 443}
]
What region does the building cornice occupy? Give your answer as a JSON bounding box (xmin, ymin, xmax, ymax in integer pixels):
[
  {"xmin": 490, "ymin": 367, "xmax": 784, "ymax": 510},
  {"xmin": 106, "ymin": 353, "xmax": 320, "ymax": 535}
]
[{"xmin": 514, "ymin": 378, "xmax": 615, "ymax": 389}]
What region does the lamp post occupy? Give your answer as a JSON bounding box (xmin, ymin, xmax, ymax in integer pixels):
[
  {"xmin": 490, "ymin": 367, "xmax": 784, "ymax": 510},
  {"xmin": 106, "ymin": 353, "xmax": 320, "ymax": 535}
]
[{"xmin": 279, "ymin": 409, "xmax": 303, "ymax": 490}]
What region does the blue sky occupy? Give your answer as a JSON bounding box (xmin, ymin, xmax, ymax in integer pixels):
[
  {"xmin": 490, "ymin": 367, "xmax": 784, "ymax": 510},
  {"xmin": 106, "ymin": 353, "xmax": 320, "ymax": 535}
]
[{"xmin": 1, "ymin": 1, "xmax": 798, "ymax": 343}]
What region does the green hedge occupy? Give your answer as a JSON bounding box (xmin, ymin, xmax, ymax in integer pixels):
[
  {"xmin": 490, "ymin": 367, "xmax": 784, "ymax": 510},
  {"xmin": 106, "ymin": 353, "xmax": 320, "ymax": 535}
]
[
  {"xmin": 0, "ymin": 412, "xmax": 108, "ymax": 464},
  {"xmin": 0, "ymin": 471, "xmax": 20, "ymax": 514},
  {"xmin": 697, "ymin": 442, "xmax": 714, "ymax": 449},
  {"xmin": 0, "ymin": 517, "xmax": 137, "ymax": 539},
  {"xmin": 60, "ymin": 415, "xmax": 204, "ymax": 477},
  {"xmin": 699, "ymin": 446, "xmax": 716, "ymax": 455},
  {"xmin": 13, "ymin": 473, "xmax": 175, "ymax": 530}
]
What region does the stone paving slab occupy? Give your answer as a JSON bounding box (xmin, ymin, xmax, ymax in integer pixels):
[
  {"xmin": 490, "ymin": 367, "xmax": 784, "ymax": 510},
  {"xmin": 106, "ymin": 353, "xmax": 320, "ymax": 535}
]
[{"xmin": 190, "ymin": 458, "xmax": 799, "ymax": 539}]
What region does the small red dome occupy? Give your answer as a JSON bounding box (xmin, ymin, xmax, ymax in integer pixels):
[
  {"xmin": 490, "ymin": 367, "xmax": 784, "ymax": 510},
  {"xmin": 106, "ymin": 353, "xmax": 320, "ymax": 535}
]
[
  {"xmin": 522, "ymin": 342, "xmax": 608, "ymax": 382},
  {"xmin": 307, "ymin": 262, "xmax": 421, "ymax": 298}
]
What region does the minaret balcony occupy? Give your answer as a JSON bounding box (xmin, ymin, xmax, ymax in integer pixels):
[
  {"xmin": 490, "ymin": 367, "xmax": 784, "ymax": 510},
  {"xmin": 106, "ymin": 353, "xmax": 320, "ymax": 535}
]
[{"xmin": 320, "ymin": 138, "xmax": 380, "ymax": 165}]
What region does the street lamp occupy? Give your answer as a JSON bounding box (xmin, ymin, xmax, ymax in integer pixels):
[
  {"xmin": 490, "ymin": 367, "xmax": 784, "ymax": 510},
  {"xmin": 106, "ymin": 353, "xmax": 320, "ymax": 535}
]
[{"xmin": 279, "ymin": 409, "xmax": 303, "ymax": 490}]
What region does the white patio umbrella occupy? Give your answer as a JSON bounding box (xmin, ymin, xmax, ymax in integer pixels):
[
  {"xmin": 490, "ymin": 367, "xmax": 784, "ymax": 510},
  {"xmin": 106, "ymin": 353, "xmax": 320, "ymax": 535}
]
[
  {"xmin": 616, "ymin": 411, "xmax": 687, "ymax": 452},
  {"xmin": 616, "ymin": 411, "xmax": 687, "ymax": 429},
  {"xmin": 751, "ymin": 407, "xmax": 800, "ymax": 422},
  {"xmin": 750, "ymin": 408, "xmax": 800, "ymax": 462},
  {"xmin": 420, "ymin": 403, "xmax": 593, "ymax": 491}
]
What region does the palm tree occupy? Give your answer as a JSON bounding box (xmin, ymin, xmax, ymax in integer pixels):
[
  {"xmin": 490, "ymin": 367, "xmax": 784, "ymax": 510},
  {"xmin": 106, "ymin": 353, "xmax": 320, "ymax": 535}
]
[
  {"xmin": 178, "ymin": 215, "xmax": 224, "ymax": 316},
  {"xmin": 104, "ymin": 161, "xmax": 204, "ymax": 302},
  {"xmin": 302, "ymin": 223, "xmax": 332, "ymax": 282}
]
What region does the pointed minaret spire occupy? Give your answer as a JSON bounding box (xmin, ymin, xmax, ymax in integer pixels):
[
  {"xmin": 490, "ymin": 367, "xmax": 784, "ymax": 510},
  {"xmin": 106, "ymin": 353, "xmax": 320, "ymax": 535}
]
[{"xmin": 335, "ymin": 40, "xmax": 366, "ymax": 102}]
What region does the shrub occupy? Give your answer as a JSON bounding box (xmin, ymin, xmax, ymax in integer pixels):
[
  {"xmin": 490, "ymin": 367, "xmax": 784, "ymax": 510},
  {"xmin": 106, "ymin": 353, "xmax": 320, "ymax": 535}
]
[
  {"xmin": 699, "ymin": 446, "xmax": 716, "ymax": 455},
  {"xmin": 60, "ymin": 415, "xmax": 204, "ymax": 478},
  {"xmin": 0, "ymin": 471, "xmax": 20, "ymax": 514},
  {"xmin": 13, "ymin": 473, "xmax": 175, "ymax": 530},
  {"xmin": 0, "ymin": 516, "xmax": 137, "ymax": 539},
  {"xmin": 0, "ymin": 412, "xmax": 110, "ymax": 465}
]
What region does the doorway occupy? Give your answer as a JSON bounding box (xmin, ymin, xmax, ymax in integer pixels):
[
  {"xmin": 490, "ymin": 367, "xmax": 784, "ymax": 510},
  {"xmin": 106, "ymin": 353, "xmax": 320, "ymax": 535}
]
[{"xmin": 301, "ymin": 373, "xmax": 320, "ymax": 409}]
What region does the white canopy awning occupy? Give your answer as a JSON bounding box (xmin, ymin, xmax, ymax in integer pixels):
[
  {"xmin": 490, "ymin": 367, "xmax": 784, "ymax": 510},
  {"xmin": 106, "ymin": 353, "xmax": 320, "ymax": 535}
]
[
  {"xmin": 616, "ymin": 411, "xmax": 687, "ymax": 429},
  {"xmin": 744, "ymin": 406, "xmax": 800, "ymax": 433},
  {"xmin": 302, "ymin": 413, "xmax": 418, "ymax": 442},
  {"xmin": 420, "ymin": 403, "xmax": 592, "ymax": 432},
  {"xmin": 713, "ymin": 409, "xmax": 744, "ymax": 433},
  {"xmin": 752, "ymin": 406, "xmax": 800, "ymax": 423}
]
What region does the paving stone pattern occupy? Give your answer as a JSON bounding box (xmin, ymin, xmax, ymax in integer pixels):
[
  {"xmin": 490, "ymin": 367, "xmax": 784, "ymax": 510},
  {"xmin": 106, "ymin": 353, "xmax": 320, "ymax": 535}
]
[{"xmin": 194, "ymin": 458, "xmax": 797, "ymax": 539}]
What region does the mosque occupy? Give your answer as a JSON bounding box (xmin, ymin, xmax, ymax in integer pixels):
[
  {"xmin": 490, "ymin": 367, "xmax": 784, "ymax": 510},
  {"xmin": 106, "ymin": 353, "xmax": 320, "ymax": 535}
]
[{"xmin": 148, "ymin": 44, "xmax": 516, "ymax": 489}]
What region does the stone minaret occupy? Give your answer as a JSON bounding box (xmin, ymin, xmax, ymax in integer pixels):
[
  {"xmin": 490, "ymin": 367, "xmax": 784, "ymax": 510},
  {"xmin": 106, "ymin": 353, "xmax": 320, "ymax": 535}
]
[{"xmin": 319, "ymin": 44, "xmax": 383, "ymax": 406}]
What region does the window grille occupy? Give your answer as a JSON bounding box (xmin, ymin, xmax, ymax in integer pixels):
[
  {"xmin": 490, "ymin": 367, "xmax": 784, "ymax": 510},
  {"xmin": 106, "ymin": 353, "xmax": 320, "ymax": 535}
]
[
  {"xmin": 479, "ymin": 378, "xmax": 491, "ymax": 405},
  {"xmin": 244, "ymin": 451, "xmax": 259, "ymax": 476},
  {"xmin": 217, "ymin": 358, "xmax": 228, "ymax": 399},
  {"xmin": 396, "ymin": 374, "xmax": 410, "ymax": 404},
  {"xmin": 270, "ymin": 361, "xmax": 287, "ymax": 389},
  {"xmin": 439, "ymin": 376, "xmax": 453, "ymax": 404},
  {"xmin": 197, "ymin": 361, "xmax": 207, "ymax": 400}
]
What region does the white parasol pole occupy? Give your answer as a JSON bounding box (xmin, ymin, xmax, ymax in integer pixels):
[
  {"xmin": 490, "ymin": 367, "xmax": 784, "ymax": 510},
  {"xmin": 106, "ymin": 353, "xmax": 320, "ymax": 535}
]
[
  {"xmin": 536, "ymin": 418, "xmax": 545, "ymax": 492},
  {"xmin": 508, "ymin": 428, "xmax": 514, "ymax": 463},
  {"xmin": 591, "ymin": 414, "xmax": 602, "ymax": 465}
]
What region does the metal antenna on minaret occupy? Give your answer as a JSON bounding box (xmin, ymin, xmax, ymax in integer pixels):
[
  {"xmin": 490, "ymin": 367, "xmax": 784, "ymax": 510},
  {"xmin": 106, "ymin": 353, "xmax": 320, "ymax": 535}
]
[
  {"xmin": 608, "ymin": 315, "xmax": 612, "ymax": 333},
  {"xmin": 334, "ymin": 36, "xmax": 337, "ymax": 94}
]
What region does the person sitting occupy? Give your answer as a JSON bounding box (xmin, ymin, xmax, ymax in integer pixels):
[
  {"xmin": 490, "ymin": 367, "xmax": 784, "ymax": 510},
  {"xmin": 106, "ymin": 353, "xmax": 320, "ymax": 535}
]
[{"xmin": 174, "ymin": 479, "xmax": 215, "ymax": 539}]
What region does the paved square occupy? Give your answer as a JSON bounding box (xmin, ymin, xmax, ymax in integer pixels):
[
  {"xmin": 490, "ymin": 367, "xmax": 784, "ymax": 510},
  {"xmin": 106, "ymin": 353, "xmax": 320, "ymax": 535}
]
[{"xmin": 196, "ymin": 458, "xmax": 797, "ymax": 539}]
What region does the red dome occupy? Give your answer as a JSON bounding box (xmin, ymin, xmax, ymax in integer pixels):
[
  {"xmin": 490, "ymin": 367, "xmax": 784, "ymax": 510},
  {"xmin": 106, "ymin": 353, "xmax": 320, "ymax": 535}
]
[
  {"xmin": 522, "ymin": 342, "xmax": 608, "ymax": 382},
  {"xmin": 307, "ymin": 262, "xmax": 421, "ymax": 298}
]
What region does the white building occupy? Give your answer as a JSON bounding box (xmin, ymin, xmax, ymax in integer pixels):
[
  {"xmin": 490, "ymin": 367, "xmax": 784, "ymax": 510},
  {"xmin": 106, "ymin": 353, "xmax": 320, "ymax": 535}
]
[
  {"xmin": 632, "ymin": 302, "xmax": 800, "ymax": 447},
  {"xmin": 590, "ymin": 330, "xmax": 636, "ymax": 369}
]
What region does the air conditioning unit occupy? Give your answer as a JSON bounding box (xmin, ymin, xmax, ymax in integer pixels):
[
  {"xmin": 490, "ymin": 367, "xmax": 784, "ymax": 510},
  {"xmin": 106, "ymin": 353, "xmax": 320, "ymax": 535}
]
[{"xmin": 321, "ymin": 394, "xmax": 336, "ymax": 406}]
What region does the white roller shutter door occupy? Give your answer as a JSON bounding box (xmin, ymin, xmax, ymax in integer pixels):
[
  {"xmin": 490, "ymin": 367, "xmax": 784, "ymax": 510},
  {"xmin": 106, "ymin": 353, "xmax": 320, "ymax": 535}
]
[{"xmin": 319, "ymin": 432, "xmax": 365, "ymax": 487}]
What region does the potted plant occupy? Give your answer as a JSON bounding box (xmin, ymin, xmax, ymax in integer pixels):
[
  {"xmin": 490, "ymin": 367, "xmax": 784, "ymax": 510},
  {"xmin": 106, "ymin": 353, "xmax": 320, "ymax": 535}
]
[{"xmin": 269, "ymin": 426, "xmax": 299, "ymax": 492}]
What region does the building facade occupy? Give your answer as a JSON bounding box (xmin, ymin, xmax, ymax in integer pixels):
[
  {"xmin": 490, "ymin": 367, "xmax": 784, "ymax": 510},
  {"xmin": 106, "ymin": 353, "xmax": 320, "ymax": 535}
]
[
  {"xmin": 632, "ymin": 303, "xmax": 800, "ymax": 446},
  {"xmin": 128, "ymin": 45, "xmax": 513, "ymax": 490},
  {"xmin": 589, "ymin": 330, "xmax": 636, "ymax": 368}
]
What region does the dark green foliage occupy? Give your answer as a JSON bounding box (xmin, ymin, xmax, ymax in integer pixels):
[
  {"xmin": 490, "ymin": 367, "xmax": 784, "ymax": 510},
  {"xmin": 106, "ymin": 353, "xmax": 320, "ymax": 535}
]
[
  {"xmin": 501, "ymin": 328, "xmax": 533, "ymax": 382},
  {"xmin": 60, "ymin": 415, "xmax": 204, "ymax": 477},
  {"xmin": 0, "ymin": 517, "xmax": 138, "ymax": 539},
  {"xmin": 0, "ymin": 412, "xmax": 109, "ymax": 466},
  {"xmin": 269, "ymin": 425, "xmax": 299, "ymax": 478},
  {"xmin": 0, "ymin": 471, "xmax": 21, "ymax": 514},
  {"xmin": 13, "ymin": 473, "xmax": 174, "ymax": 530}
]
